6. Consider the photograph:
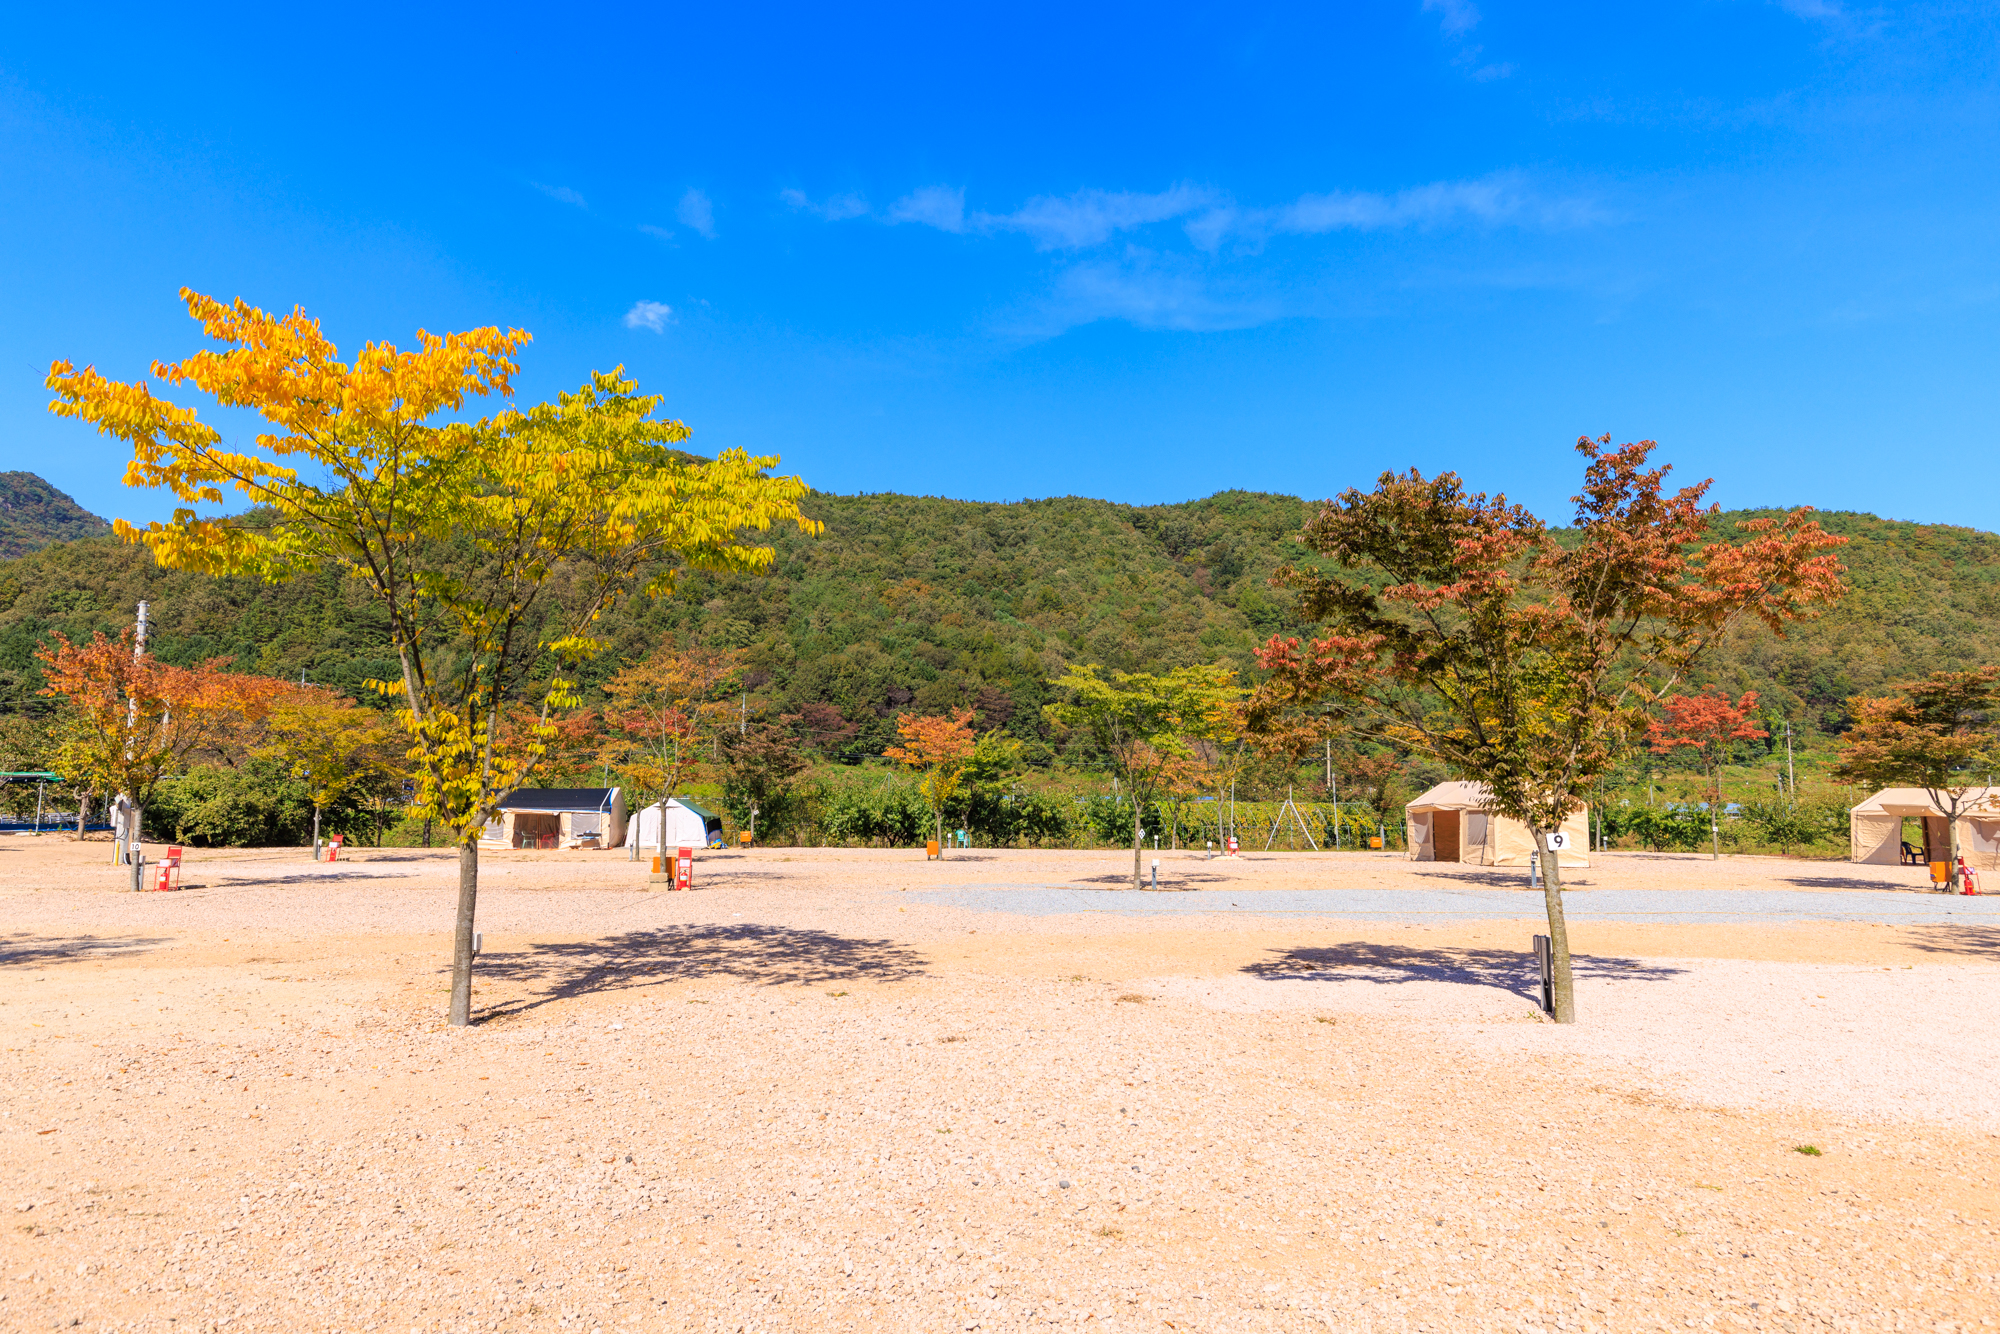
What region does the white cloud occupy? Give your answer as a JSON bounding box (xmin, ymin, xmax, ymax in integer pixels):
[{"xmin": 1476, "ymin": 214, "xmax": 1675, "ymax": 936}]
[
  {"xmin": 623, "ymin": 301, "xmax": 674, "ymax": 333},
  {"xmin": 1422, "ymin": 0, "xmax": 1514, "ymax": 79},
  {"xmin": 780, "ymin": 188, "xmax": 872, "ymax": 221},
  {"xmin": 638, "ymin": 223, "xmax": 675, "ymax": 242},
  {"xmin": 1775, "ymin": 0, "xmax": 1842, "ymax": 16},
  {"xmin": 532, "ymin": 182, "xmax": 587, "ymax": 208},
  {"xmin": 1188, "ymin": 175, "xmax": 1601, "ymax": 249},
  {"xmin": 887, "ymin": 185, "xmax": 967, "ymax": 233},
  {"xmin": 978, "ymin": 184, "xmax": 1216, "ymax": 250},
  {"xmin": 1423, "ymin": 0, "xmax": 1481, "ymax": 36},
  {"xmin": 1009, "ymin": 250, "xmax": 1282, "ymax": 336},
  {"xmin": 677, "ymin": 189, "xmax": 716, "ymax": 238}
]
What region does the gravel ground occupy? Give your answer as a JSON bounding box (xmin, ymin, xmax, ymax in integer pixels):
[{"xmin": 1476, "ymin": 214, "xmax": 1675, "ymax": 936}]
[{"xmin": 3, "ymin": 839, "xmax": 1997, "ymax": 1333}]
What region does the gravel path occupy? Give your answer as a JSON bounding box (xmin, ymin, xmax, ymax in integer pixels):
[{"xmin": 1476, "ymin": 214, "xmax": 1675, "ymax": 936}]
[
  {"xmin": 3, "ymin": 840, "xmax": 1997, "ymax": 1332},
  {"xmin": 916, "ymin": 883, "xmax": 2000, "ymax": 923}
]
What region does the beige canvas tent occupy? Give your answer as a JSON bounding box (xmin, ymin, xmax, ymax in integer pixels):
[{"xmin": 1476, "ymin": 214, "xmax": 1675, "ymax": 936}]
[
  {"xmin": 1848, "ymin": 787, "xmax": 2000, "ymax": 867},
  {"xmin": 480, "ymin": 787, "xmax": 627, "ymax": 851},
  {"xmin": 1405, "ymin": 781, "xmax": 1590, "ymax": 867}
]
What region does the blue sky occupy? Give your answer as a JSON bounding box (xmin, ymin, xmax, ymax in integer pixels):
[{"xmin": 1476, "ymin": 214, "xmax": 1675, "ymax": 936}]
[{"xmin": 2, "ymin": 1, "xmax": 1996, "ymax": 529}]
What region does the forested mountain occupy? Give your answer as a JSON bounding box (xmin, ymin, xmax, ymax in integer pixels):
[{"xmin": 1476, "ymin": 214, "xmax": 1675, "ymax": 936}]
[
  {"xmin": 2, "ymin": 483, "xmax": 1995, "ymax": 764},
  {"xmin": 0, "ymin": 472, "xmax": 111, "ymax": 558}
]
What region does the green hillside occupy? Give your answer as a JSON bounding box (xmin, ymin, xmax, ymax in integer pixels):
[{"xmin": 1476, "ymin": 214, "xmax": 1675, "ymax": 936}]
[
  {"xmin": 0, "ymin": 472, "xmax": 111, "ymax": 558},
  {"xmin": 2, "ymin": 484, "xmax": 1994, "ymax": 760}
]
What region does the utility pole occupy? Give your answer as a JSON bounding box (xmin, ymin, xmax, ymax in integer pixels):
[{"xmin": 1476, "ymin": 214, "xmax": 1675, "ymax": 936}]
[
  {"xmin": 122, "ymin": 602, "xmax": 149, "ymax": 885},
  {"xmin": 1785, "ymin": 721, "xmax": 1795, "ymax": 800},
  {"xmin": 740, "ymin": 689, "xmax": 747, "ymax": 736},
  {"xmin": 1331, "ymin": 768, "xmax": 1340, "ymax": 850}
]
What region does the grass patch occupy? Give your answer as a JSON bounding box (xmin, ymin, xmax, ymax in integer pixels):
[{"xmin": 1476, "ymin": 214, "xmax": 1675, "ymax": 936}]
[
  {"xmin": 1793, "ymin": 1144, "xmax": 1823, "ymax": 1156},
  {"xmin": 1115, "ymin": 993, "xmax": 1148, "ymax": 1004}
]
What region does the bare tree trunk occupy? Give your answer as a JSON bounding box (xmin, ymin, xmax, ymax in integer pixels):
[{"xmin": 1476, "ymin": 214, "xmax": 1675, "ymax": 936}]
[
  {"xmin": 448, "ymin": 841, "xmax": 479, "ymax": 1026},
  {"xmin": 1533, "ymin": 827, "xmax": 1577, "ymax": 1024},
  {"xmin": 1132, "ymin": 801, "xmax": 1143, "ymax": 891},
  {"xmin": 312, "ymin": 805, "xmax": 322, "ymax": 862},
  {"xmin": 1709, "ymin": 771, "xmax": 1721, "ymax": 859},
  {"xmin": 76, "ymin": 792, "xmax": 88, "ymax": 838},
  {"xmin": 1946, "ymin": 808, "xmax": 1962, "ymax": 893}
]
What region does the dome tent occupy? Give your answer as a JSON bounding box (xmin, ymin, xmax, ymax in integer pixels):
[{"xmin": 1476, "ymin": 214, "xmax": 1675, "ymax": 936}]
[
  {"xmin": 1404, "ymin": 781, "xmax": 1589, "ymax": 867},
  {"xmin": 626, "ymin": 797, "xmax": 724, "ymax": 852}
]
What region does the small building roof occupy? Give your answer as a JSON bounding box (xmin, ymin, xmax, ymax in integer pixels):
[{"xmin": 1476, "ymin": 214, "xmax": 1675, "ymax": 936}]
[
  {"xmin": 498, "ymin": 787, "xmax": 618, "ymax": 813},
  {"xmin": 1850, "ymin": 786, "xmax": 2000, "ymax": 818},
  {"xmin": 667, "ymin": 796, "xmax": 719, "ymax": 823}
]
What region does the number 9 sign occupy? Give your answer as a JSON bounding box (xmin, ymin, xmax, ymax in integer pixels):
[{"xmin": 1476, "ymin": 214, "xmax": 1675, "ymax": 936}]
[{"xmin": 1544, "ymin": 831, "xmax": 1569, "ymax": 852}]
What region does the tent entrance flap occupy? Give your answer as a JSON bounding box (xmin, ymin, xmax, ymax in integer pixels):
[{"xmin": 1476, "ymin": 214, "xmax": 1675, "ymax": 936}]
[{"xmin": 1433, "ymin": 811, "xmax": 1462, "ymax": 863}]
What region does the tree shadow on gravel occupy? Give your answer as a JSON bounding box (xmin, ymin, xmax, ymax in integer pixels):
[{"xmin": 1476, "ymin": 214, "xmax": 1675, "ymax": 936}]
[
  {"xmin": 470, "ymin": 924, "xmax": 930, "ymax": 1022},
  {"xmin": 1068, "ymin": 871, "xmax": 1234, "ymax": 888},
  {"xmin": 1409, "ymin": 868, "xmax": 1595, "ymax": 889},
  {"xmin": 1242, "ymin": 942, "xmax": 1686, "ymax": 1005},
  {"xmin": 1784, "ymin": 874, "xmax": 1933, "ymax": 893},
  {"xmin": 1, "ymin": 934, "xmax": 173, "ymax": 966},
  {"xmin": 1902, "ymin": 925, "xmax": 2000, "ymax": 960}
]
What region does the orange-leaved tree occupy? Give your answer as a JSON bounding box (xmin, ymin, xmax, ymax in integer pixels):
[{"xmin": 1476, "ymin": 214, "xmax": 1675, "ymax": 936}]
[
  {"xmin": 1647, "ymin": 691, "xmax": 1767, "ymax": 860},
  {"xmin": 38, "ymin": 628, "xmax": 280, "ymax": 889},
  {"xmin": 1834, "ymin": 668, "xmax": 2000, "ymax": 892},
  {"xmin": 884, "ymin": 708, "xmax": 978, "ymax": 854},
  {"xmin": 597, "ymin": 641, "xmax": 742, "ymax": 856},
  {"xmin": 47, "ymin": 290, "xmax": 817, "ymax": 1024},
  {"xmin": 1248, "ymin": 436, "xmax": 1845, "ymax": 1023}
]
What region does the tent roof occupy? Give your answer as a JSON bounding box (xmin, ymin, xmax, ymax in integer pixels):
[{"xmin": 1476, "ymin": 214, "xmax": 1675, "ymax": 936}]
[
  {"xmin": 1850, "ymin": 786, "xmax": 2000, "ymax": 818},
  {"xmin": 1405, "ymin": 781, "xmax": 1592, "ymax": 817},
  {"xmin": 498, "ymin": 787, "xmax": 618, "ymax": 813},
  {"xmin": 1405, "ymin": 781, "xmax": 1496, "ymax": 813},
  {"xmin": 667, "ymin": 797, "xmax": 719, "ymax": 823}
]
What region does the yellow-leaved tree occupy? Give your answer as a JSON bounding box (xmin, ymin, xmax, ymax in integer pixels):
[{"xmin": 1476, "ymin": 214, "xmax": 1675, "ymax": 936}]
[{"xmin": 48, "ymin": 289, "xmax": 817, "ymax": 1025}]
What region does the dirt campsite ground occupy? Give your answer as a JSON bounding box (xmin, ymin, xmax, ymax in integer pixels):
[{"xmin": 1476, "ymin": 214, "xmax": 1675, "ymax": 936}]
[{"xmin": 3, "ymin": 837, "xmax": 1997, "ymax": 1334}]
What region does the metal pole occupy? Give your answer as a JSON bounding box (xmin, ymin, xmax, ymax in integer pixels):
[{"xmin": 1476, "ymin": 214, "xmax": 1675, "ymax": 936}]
[
  {"xmin": 121, "ymin": 602, "xmax": 148, "ymax": 867},
  {"xmin": 1331, "ymin": 770, "xmax": 1339, "ymax": 850},
  {"xmin": 1786, "ymin": 721, "xmax": 1795, "ymax": 799}
]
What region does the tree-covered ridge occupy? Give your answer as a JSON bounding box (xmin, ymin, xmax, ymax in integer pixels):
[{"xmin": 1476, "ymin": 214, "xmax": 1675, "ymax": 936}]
[
  {"xmin": 1, "ymin": 488, "xmax": 1995, "ymax": 755},
  {"xmin": 0, "ymin": 472, "xmax": 112, "ymax": 558}
]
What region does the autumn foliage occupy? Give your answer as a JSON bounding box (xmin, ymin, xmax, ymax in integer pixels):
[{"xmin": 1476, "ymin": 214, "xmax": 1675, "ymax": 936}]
[
  {"xmin": 1835, "ymin": 668, "xmax": 2000, "ymax": 890},
  {"xmin": 1648, "ymin": 691, "xmax": 1768, "ymax": 857},
  {"xmin": 37, "ymin": 629, "xmax": 280, "ymax": 822},
  {"xmin": 47, "ymin": 289, "xmax": 816, "ymax": 1025},
  {"xmin": 885, "ymin": 709, "xmax": 979, "ymax": 851},
  {"xmin": 1248, "ymin": 435, "xmax": 1846, "ymax": 1021}
]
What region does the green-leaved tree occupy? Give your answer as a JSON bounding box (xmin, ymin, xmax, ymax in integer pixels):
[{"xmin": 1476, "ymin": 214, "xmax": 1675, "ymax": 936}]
[{"xmin": 1044, "ymin": 664, "xmax": 1242, "ymax": 890}]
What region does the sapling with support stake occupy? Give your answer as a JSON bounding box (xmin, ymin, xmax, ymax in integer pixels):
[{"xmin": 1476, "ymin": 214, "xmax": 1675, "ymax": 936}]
[{"xmin": 1247, "ymin": 435, "xmax": 1845, "ymax": 1022}]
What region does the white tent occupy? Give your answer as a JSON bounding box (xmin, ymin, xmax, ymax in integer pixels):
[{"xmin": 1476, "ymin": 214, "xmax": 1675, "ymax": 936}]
[
  {"xmin": 626, "ymin": 797, "xmax": 724, "ymax": 852},
  {"xmin": 1848, "ymin": 786, "xmax": 2000, "ymax": 866},
  {"xmin": 1404, "ymin": 781, "xmax": 1589, "ymax": 867}
]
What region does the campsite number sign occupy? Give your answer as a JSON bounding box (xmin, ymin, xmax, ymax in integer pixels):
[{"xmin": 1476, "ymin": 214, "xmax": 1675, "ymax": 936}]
[{"xmin": 1544, "ymin": 831, "xmax": 1569, "ymax": 852}]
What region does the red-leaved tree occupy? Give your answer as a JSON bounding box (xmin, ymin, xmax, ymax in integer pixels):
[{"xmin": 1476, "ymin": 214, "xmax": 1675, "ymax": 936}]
[
  {"xmin": 1647, "ymin": 691, "xmax": 1767, "ymax": 859},
  {"xmin": 1249, "ymin": 436, "xmax": 1846, "ymax": 1023}
]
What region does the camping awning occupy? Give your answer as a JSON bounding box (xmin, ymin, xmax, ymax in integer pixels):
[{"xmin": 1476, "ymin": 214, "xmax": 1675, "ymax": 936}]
[{"xmin": 497, "ymin": 787, "xmax": 616, "ymax": 813}]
